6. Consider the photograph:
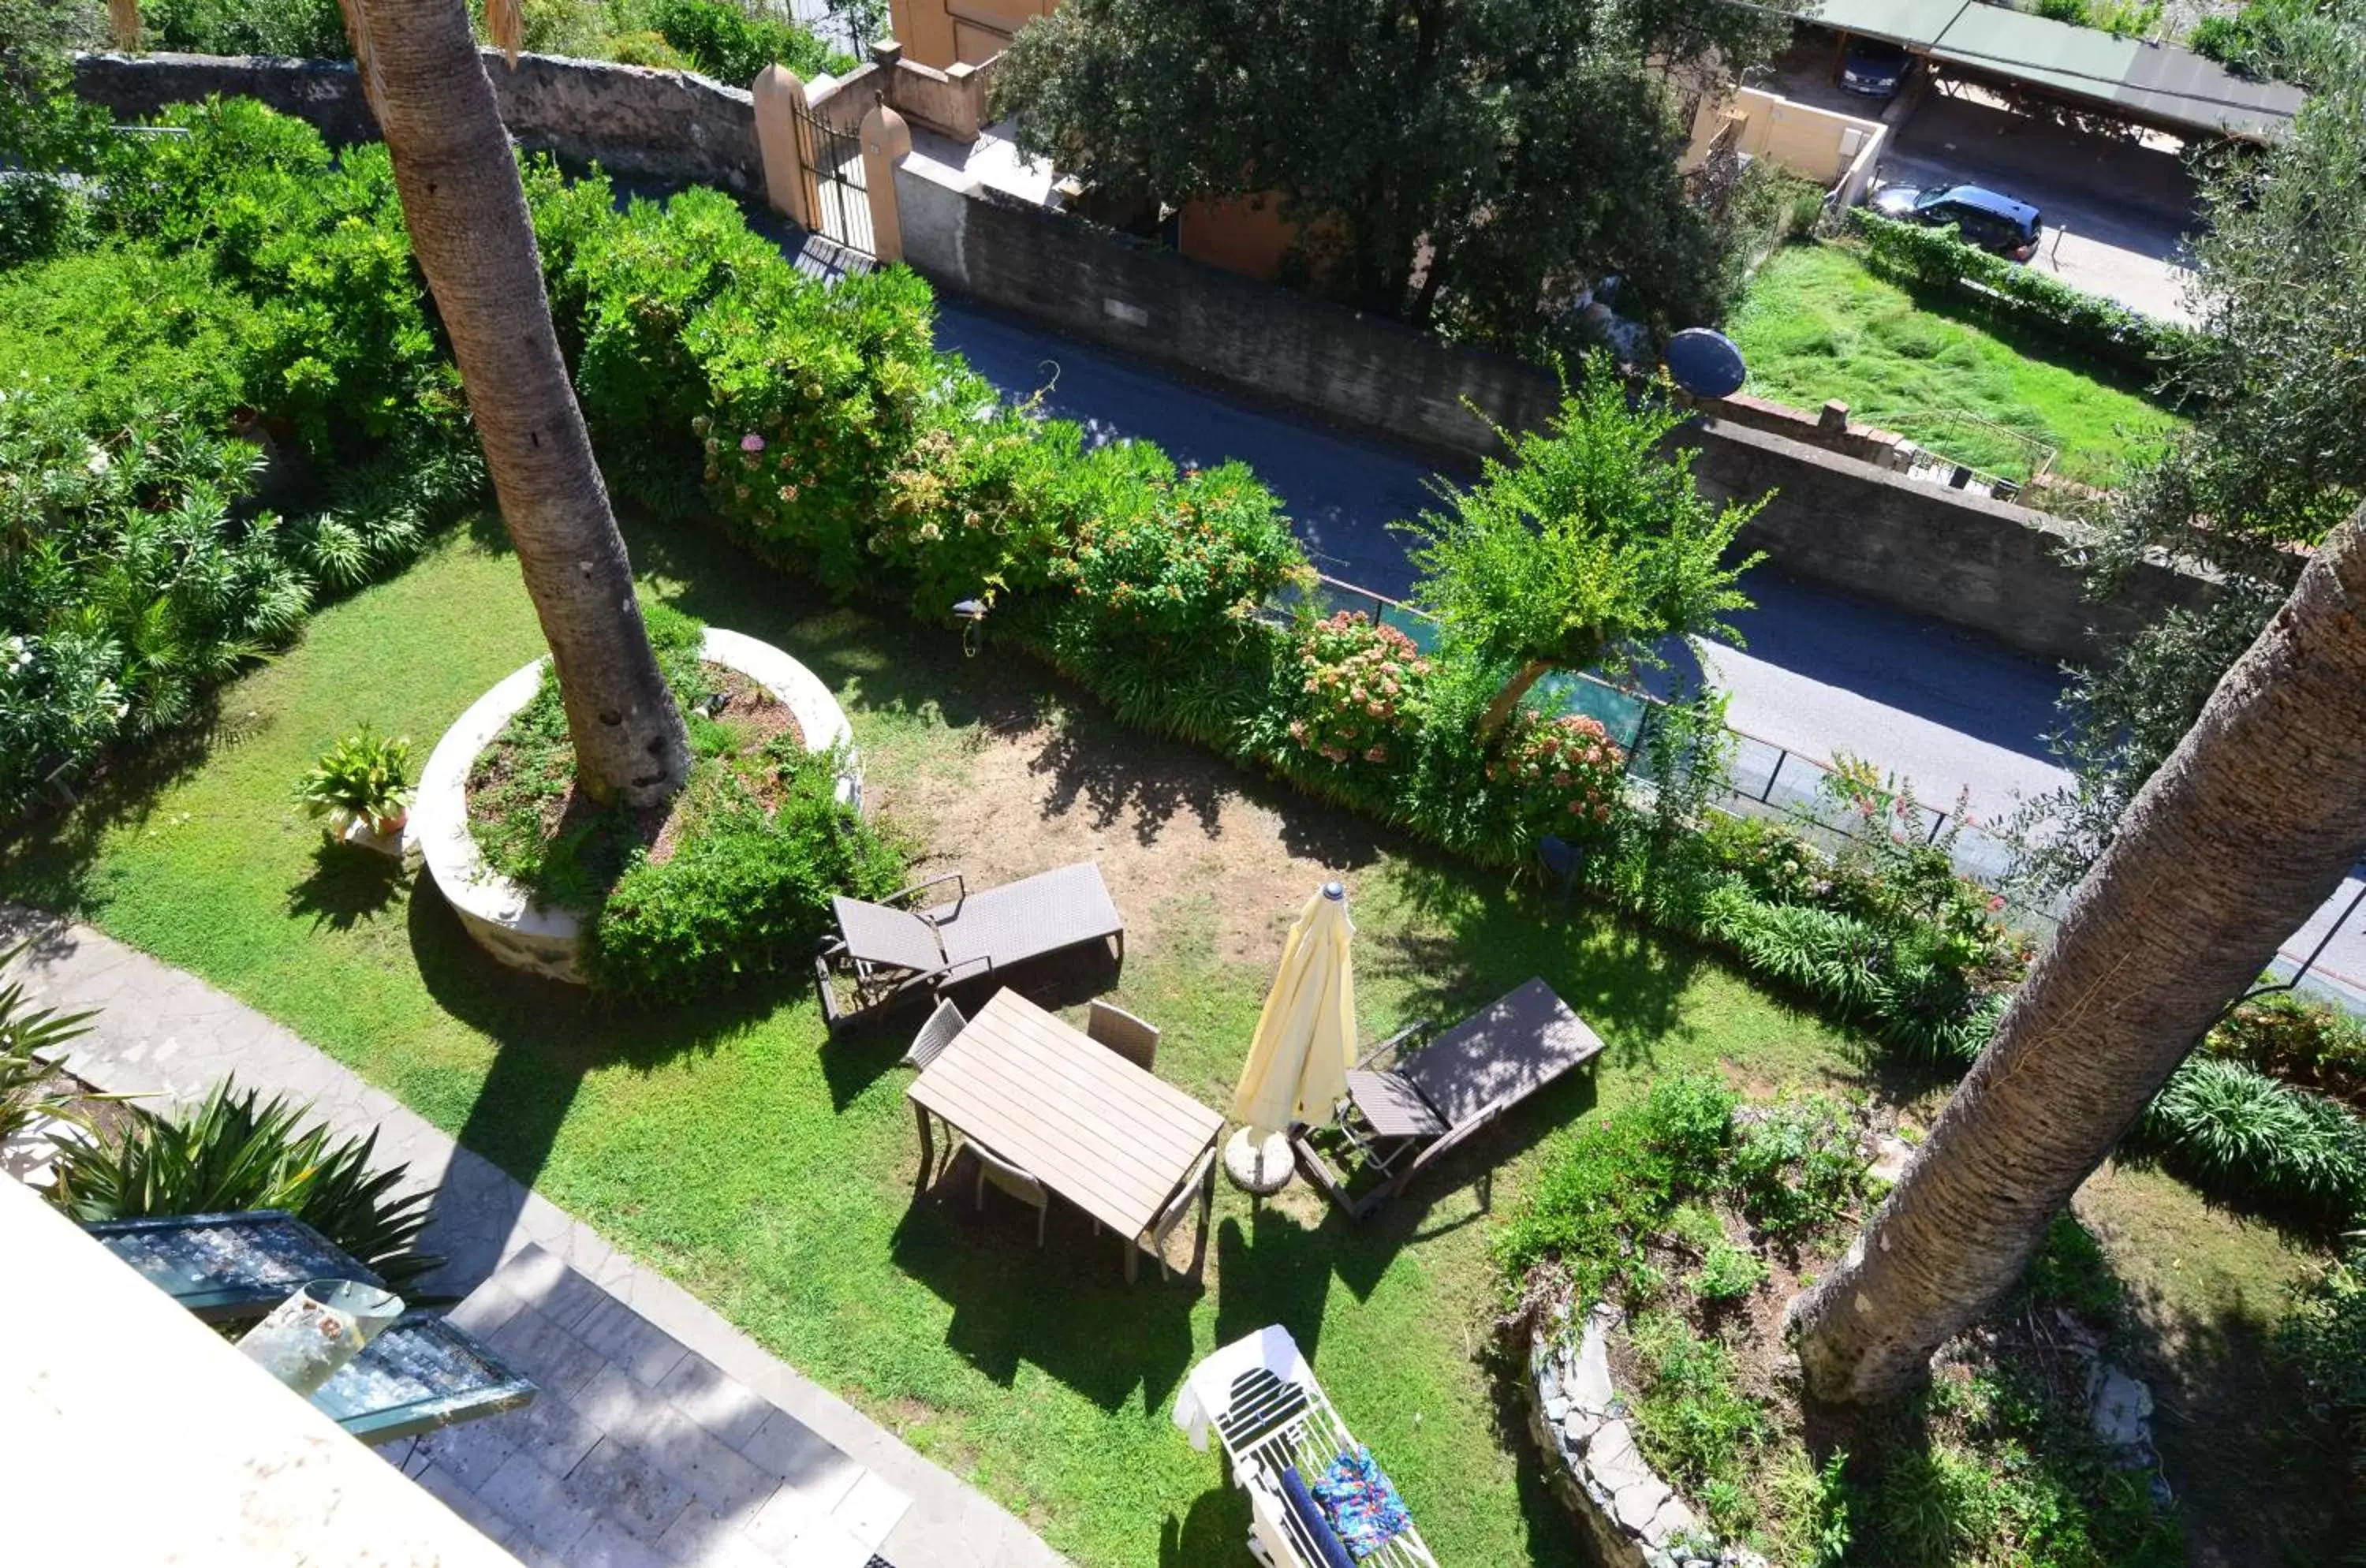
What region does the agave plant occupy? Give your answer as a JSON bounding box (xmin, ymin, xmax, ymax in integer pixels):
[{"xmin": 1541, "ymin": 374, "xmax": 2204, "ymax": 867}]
[
  {"xmin": 48, "ymin": 1077, "xmax": 444, "ymax": 1292},
  {"xmin": 0, "ymin": 940, "xmax": 104, "ymax": 1156},
  {"xmin": 296, "ymin": 725, "xmax": 416, "ymax": 836}
]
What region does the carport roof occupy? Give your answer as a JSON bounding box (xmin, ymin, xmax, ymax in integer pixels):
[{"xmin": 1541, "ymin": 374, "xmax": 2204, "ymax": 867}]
[{"xmin": 1806, "ymin": 0, "xmax": 2304, "ymax": 140}]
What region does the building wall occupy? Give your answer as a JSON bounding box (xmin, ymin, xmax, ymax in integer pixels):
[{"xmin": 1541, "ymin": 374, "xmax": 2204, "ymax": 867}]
[
  {"xmin": 1686, "ymin": 85, "xmax": 1886, "ymax": 188},
  {"xmin": 887, "ymin": 0, "xmax": 1051, "ymax": 70},
  {"xmin": 1176, "ymin": 192, "xmax": 1302, "ymax": 282}
]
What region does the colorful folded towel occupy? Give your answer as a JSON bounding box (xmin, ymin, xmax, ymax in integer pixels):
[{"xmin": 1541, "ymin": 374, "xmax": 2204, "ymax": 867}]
[{"xmin": 1310, "ymin": 1445, "xmax": 1413, "ymax": 1559}]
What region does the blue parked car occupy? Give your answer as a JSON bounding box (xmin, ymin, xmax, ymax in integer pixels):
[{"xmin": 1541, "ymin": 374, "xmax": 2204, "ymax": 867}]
[
  {"xmin": 1840, "ymin": 39, "xmax": 1913, "ymax": 99},
  {"xmin": 1870, "ymin": 183, "xmax": 2045, "ymax": 261}
]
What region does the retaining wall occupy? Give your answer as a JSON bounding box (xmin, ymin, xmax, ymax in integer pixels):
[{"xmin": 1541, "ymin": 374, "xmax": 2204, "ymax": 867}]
[{"xmin": 73, "ymin": 50, "xmax": 766, "ymax": 193}]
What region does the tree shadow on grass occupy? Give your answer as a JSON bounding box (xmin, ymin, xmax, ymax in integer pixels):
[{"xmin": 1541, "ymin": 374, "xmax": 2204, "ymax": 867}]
[
  {"xmin": 0, "ymin": 697, "xmax": 256, "ymax": 917},
  {"xmin": 889, "ymin": 1142, "xmax": 1200, "ymax": 1414},
  {"xmin": 1372, "ymin": 856, "xmax": 1704, "ymax": 1066},
  {"xmin": 2108, "ymin": 1257, "xmax": 2352, "ymax": 1560},
  {"xmin": 1159, "ymin": 1486, "xmax": 1252, "ymax": 1568},
  {"xmin": 405, "ymin": 879, "xmax": 800, "ymax": 1288},
  {"xmin": 285, "ymin": 839, "xmax": 409, "ymax": 931},
  {"xmin": 1024, "ymin": 718, "xmax": 1231, "ymax": 848}
]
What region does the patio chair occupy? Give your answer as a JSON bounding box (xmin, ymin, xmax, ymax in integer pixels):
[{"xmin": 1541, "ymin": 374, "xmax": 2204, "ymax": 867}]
[
  {"xmin": 814, "ymin": 862, "xmax": 1125, "ymax": 1032},
  {"xmin": 1085, "ymin": 999, "xmax": 1159, "ymax": 1072},
  {"xmin": 901, "ymin": 998, "xmax": 967, "ymax": 1071},
  {"xmin": 1095, "ymin": 1146, "xmax": 1213, "ymax": 1282},
  {"xmin": 1299, "ymin": 978, "xmax": 1605, "ymax": 1219},
  {"xmin": 1174, "ymin": 1327, "xmax": 1437, "ymax": 1568},
  {"xmin": 972, "ymin": 1138, "xmax": 1050, "ymax": 1246}
]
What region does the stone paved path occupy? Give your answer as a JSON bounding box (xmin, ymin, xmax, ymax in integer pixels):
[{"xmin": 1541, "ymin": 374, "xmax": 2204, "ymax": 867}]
[{"xmin": 0, "ymin": 905, "xmax": 1065, "ymax": 1568}]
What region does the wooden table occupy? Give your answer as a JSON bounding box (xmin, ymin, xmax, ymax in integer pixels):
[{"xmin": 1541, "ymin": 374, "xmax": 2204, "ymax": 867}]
[{"xmin": 909, "ymin": 989, "xmax": 1225, "ymax": 1282}]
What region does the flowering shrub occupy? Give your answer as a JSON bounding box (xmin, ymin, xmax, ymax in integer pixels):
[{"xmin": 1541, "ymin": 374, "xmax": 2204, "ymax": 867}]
[
  {"xmin": 1490, "ymin": 712, "xmax": 1627, "ymax": 836},
  {"xmin": 1054, "ymin": 460, "xmax": 1304, "ymax": 642},
  {"xmin": 1290, "ymin": 612, "xmax": 1431, "ymax": 766}
]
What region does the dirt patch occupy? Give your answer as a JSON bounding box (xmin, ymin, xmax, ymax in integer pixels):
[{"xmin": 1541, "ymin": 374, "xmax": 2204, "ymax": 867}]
[{"xmin": 871, "ymin": 705, "xmax": 1379, "ymax": 965}]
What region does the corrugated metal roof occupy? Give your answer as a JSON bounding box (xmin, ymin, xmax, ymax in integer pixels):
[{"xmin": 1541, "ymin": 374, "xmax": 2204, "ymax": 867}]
[
  {"xmin": 2119, "ymin": 43, "xmax": 2304, "ymax": 136},
  {"xmin": 1806, "ymin": 0, "xmax": 1968, "ymax": 47},
  {"xmin": 1804, "ymin": 0, "xmax": 2302, "ymax": 139},
  {"xmin": 1928, "ymin": 4, "xmax": 2140, "ymax": 100}
]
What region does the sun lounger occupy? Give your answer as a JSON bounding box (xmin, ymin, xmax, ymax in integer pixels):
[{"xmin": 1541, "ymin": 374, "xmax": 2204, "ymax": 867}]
[
  {"xmin": 1299, "ymin": 977, "xmax": 1604, "ymax": 1218},
  {"xmin": 1174, "ymin": 1327, "xmax": 1437, "ymax": 1568},
  {"xmin": 814, "ymin": 862, "xmax": 1125, "ymax": 1030}
]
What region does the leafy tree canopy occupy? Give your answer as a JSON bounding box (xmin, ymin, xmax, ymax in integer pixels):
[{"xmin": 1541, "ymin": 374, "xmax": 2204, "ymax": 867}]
[
  {"xmin": 1402, "ymin": 359, "xmax": 1764, "ymax": 738},
  {"xmin": 991, "ymin": 0, "xmax": 1794, "ymax": 344},
  {"xmin": 2016, "ymin": 16, "xmax": 2366, "ymax": 892}
]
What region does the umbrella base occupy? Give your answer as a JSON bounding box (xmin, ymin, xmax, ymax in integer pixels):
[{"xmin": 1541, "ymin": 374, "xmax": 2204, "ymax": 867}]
[{"xmin": 1224, "ymin": 1128, "xmax": 1296, "ymax": 1197}]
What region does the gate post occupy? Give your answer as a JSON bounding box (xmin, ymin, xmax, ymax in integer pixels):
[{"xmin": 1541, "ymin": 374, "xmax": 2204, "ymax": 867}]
[
  {"xmin": 752, "ymin": 65, "xmax": 820, "ymax": 230},
  {"xmin": 860, "ymin": 104, "xmax": 912, "ymax": 265}
]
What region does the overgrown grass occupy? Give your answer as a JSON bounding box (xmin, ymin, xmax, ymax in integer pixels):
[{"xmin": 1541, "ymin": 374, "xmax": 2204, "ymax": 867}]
[
  {"xmin": 0, "ymin": 518, "xmax": 2338, "ymax": 1562},
  {"xmin": 1728, "ymin": 242, "xmax": 2184, "ymax": 487}
]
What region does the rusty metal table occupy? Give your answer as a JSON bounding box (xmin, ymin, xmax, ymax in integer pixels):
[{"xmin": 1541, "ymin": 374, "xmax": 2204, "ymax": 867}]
[{"xmin": 909, "ymin": 988, "xmax": 1224, "ymax": 1282}]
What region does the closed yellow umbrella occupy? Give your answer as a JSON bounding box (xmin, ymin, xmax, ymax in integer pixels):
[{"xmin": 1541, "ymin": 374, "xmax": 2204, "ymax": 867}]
[{"xmin": 1230, "ymin": 882, "xmax": 1357, "ymax": 1190}]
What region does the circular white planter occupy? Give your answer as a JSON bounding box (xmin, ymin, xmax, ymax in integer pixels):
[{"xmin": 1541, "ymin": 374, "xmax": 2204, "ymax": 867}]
[{"xmin": 412, "ymin": 629, "xmax": 861, "ymax": 985}]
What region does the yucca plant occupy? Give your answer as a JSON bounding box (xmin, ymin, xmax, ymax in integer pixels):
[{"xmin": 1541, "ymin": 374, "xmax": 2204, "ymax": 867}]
[
  {"xmin": 0, "ymin": 939, "xmax": 102, "ymax": 1150},
  {"xmin": 49, "ymin": 1077, "xmax": 444, "ymax": 1292},
  {"xmin": 295, "ymin": 725, "xmax": 415, "ymax": 836}
]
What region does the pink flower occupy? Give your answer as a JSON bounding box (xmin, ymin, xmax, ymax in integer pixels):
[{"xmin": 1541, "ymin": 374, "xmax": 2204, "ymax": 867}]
[
  {"xmin": 1365, "ymin": 745, "xmax": 1386, "ymax": 763},
  {"xmin": 1593, "ymin": 804, "xmax": 1612, "ymax": 822},
  {"xmin": 1552, "ymin": 771, "xmax": 1572, "ymax": 787},
  {"xmin": 1366, "ymin": 702, "xmax": 1385, "ymax": 717},
  {"xmin": 741, "ymin": 433, "xmax": 766, "ymax": 453}
]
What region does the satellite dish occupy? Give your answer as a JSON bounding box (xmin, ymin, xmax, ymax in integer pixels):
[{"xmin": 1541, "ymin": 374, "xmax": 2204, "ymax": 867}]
[{"xmin": 1663, "ymin": 328, "xmax": 1747, "ymax": 399}]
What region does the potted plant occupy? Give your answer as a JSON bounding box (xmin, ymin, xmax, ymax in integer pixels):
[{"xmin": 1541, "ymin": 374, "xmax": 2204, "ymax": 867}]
[{"xmin": 297, "ymin": 727, "xmax": 416, "ymax": 841}]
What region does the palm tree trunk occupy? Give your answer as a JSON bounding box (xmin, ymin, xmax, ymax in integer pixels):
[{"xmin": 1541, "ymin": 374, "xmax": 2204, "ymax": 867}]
[
  {"xmin": 1789, "ymin": 506, "xmax": 2366, "ymax": 1406},
  {"xmin": 338, "ymin": 0, "xmax": 688, "ymax": 808},
  {"xmin": 1476, "ymin": 659, "xmax": 1554, "ymax": 744}
]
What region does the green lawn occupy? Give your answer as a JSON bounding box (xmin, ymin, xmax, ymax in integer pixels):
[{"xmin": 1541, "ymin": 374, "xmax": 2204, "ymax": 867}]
[
  {"xmin": 0, "ymin": 516, "xmax": 2332, "ymax": 1563},
  {"xmin": 1729, "ymin": 242, "xmax": 2185, "ymax": 488}
]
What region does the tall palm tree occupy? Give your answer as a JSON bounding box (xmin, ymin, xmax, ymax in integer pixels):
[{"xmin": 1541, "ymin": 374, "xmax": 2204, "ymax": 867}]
[
  {"xmin": 1789, "ymin": 506, "xmax": 2366, "ymax": 1406},
  {"xmin": 336, "ymin": 0, "xmax": 689, "ymax": 807}
]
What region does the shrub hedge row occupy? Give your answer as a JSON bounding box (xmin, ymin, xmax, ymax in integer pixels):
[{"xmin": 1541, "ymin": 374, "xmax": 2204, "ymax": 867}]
[
  {"xmin": 12, "ymin": 95, "xmax": 2362, "ymax": 1227},
  {"xmin": 1848, "ymin": 209, "xmax": 2192, "ymax": 383}
]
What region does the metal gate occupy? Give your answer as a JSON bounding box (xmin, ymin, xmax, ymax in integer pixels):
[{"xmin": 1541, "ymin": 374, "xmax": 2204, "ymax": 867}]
[{"xmin": 793, "ymin": 102, "xmax": 875, "ymax": 261}]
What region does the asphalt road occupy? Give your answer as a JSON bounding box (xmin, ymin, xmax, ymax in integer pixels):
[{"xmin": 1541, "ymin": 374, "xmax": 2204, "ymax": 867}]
[{"xmin": 934, "ymin": 295, "xmax": 2366, "ymax": 1006}]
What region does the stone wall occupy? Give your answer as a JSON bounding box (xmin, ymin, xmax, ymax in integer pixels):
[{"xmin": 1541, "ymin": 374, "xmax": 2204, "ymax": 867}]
[
  {"xmin": 1528, "ymin": 1302, "xmax": 1755, "ymax": 1568},
  {"xmin": 73, "ymin": 50, "xmax": 766, "ymax": 193},
  {"xmin": 1692, "ymin": 418, "xmax": 2220, "ymax": 663}
]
